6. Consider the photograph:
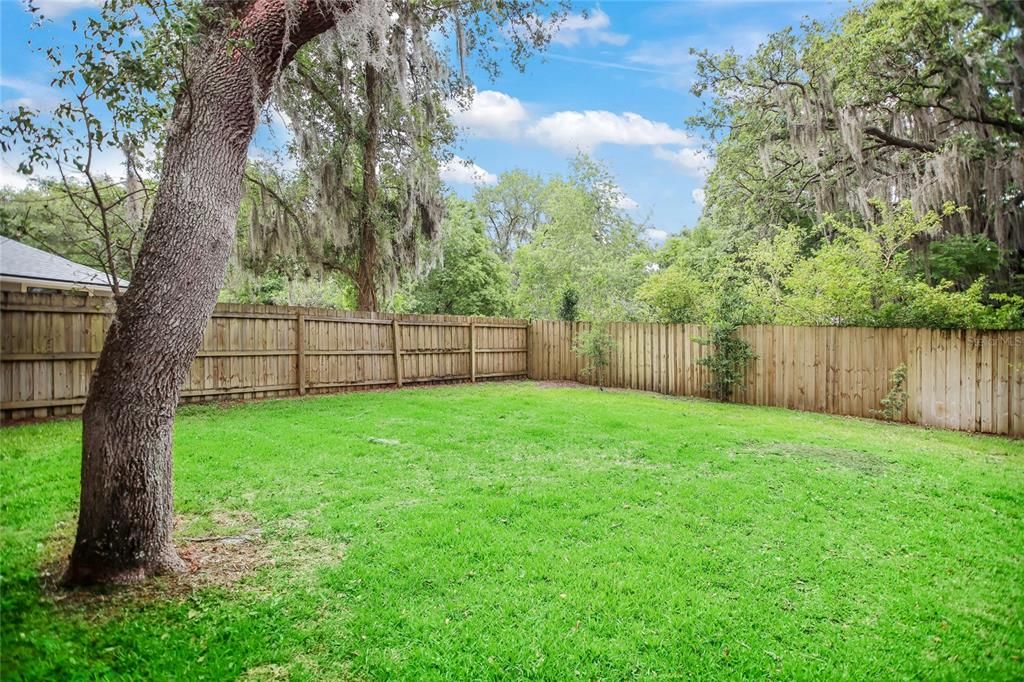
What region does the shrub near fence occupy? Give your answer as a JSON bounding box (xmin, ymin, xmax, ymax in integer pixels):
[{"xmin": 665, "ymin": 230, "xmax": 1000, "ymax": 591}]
[
  {"xmin": 527, "ymin": 321, "xmax": 1024, "ymax": 437},
  {"xmin": 0, "ymin": 292, "xmax": 528, "ymax": 421}
]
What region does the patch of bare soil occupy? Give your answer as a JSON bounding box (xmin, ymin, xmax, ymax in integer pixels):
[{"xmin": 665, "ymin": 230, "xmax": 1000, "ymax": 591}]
[
  {"xmin": 178, "ymin": 535, "xmax": 271, "ymax": 590},
  {"xmin": 38, "ymin": 510, "xmax": 341, "ymax": 613},
  {"xmin": 743, "ymin": 442, "xmax": 890, "ymax": 475}
]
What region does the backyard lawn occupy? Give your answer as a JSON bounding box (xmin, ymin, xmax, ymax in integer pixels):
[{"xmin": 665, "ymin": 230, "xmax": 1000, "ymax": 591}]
[{"xmin": 2, "ymin": 382, "xmax": 1022, "ymax": 680}]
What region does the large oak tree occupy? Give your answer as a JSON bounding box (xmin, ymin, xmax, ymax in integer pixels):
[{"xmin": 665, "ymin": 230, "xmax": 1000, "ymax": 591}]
[{"xmin": 3, "ymin": 0, "xmax": 566, "ymax": 585}]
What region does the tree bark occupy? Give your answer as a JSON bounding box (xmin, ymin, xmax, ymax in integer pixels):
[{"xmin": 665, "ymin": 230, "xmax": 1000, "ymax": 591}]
[
  {"xmin": 354, "ymin": 62, "xmax": 381, "ymax": 312},
  {"xmin": 65, "ymin": 0, "xmax": 341, "ymax": 586}
]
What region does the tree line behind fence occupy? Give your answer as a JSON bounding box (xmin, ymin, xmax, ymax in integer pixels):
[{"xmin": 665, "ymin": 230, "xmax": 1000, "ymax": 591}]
[{"xmin": 2, "ymin": 293, "xmax": 1021, "ymax": 436}]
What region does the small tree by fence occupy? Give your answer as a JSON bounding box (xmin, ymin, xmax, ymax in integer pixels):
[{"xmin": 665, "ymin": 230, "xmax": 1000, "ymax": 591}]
[
  {"xmin": 572, "ymin": 323, "xmax": 616, "ymax": 388},
  {"xmin": 694, "ymin": 322, "xmax": 757, "ymax": 401},
  {"xmin": 872, "ymin": 363, "xmax": 909, "ymax": 421}
]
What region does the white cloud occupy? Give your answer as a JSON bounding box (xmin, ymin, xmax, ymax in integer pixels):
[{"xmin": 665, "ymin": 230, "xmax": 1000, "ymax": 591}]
[
  {"xmin": 653, "ymin": 146, "xmax": 713, "ymax": 178},
  {"xmin": 615, "ymin": 193, "xmax": 639, "ymax": 210},
  {"xmin": 440, "ymin": 156, "xmax": 497, "ymax": 186},
  {"xmin": 691, "ymin": 188, "xmax": 706, "ymax": 207},
  {"xmin": 0, "ymin": 76, "xmax": 61, "ymax": 111},
  {"xmin": 526, "ymin": 111, "xmax": 694, "ymax": 153},
  {"xmin": 551, "ymin": 10, "xmax": 629, "ymax": 47},
  {"xmin": 644, "ymin": 227, "xmax": 670, "ymax": 244},
  {"xmin": 29, "ymin": 0, "xmax": 102, "ymax": 19},
  {"xmin": 597, "ymin": 181, "xmax": 639, "ymax": 210},
  {"xmin": 447, "ymin": 90, "xmax": 528, "ymax": 140},
  {"xmin": 0, "ymin": 160, "xmax": 31, "ymax": 190}
]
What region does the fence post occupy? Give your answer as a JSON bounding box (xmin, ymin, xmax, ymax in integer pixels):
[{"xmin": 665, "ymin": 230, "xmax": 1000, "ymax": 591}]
[
  {"xmin": 296, "ymin": 312, "xmax": 306, "ymax": 395},
  {"xmin": 525, "ymin": 320, "xmax": 531, "ymax": 379},
  {"xmin": 392, "ymin": 319, "xmax": 403, "ymax": 388},
  {"xmin": 470, "ymin": 321, "xmax": 477, "ymax": 382}
]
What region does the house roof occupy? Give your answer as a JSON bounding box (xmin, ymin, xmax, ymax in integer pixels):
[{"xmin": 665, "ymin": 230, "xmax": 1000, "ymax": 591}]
[{"xmin": 0, "ymin": 236, "xmax": 129, "ymax": 290}]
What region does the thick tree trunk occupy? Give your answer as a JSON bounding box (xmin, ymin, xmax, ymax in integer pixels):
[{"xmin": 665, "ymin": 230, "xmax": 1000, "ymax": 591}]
[
  {"xmin": 65, "ymin": 0, "xmax": 340, "ymax": 586},
  {"xmin": 354, "ymin": 63, "xmax": 381, "ymax": 312}
]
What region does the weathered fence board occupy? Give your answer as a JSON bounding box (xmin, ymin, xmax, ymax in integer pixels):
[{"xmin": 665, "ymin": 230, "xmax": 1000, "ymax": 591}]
[
  {"xmin": 528, "ymin": 320, "xmax": 1023, "ymax": 437},
  {"xmin": 0, "ymin": 292, "xmax": 527, "ymax": 421}
]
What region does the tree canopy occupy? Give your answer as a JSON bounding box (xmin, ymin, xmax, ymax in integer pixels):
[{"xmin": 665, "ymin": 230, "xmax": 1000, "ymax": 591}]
[
  {"xmin": 691, "ymin": 0, "xmax": 1023, "ymax": 261},
  {"xmin": 404, "ymin": 197, "xmax": 513, "ymax": 317}
]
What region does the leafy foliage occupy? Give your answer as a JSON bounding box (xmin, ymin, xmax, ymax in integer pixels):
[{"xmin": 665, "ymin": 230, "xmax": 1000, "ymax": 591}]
[
  {"xmin": 637, "ymin": 264, "xmax": 709, "ymax": 324},
  {"xmin": 557, "ymin": 288, "xmax": 580, "ymax": 321},
  {"xmin": 647, "ymin": 201, "xmax": 1023, "ymax": 330},
  {"xmin": 405, "ymin": 198, "xmax": 512, "ymax": 316},
  {"xmin": 512, "ymin": 155, "xmax": 651, "ymax": 320},
  {"xmin": 914, "ymin": 235, "xmax": 1005, "ymax": 290},
  {"xmin": 572, "ymin": 324, "xmax": 617, "ymax": 387},
  {"xmin": 873, "ymin": 363, "xmax": 909, "ymax": 421}
]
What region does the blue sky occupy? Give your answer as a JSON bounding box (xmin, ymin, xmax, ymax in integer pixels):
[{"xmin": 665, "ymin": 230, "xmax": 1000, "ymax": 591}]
[{"xmin": 0, "ymin": 0, "xmax": 845, "ymax": 242}]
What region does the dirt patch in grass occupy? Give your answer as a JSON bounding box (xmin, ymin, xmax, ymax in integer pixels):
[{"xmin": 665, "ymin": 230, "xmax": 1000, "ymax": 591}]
[
  {"xmin": 36, "ymin": 510, "xmax": 342, "ymax": 613},
  {"xmin": 743, "ymin": 442, "xmax": 890, "ymax": 475}
]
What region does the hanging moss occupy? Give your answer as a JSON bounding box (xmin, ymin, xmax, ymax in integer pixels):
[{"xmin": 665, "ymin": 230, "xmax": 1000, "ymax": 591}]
[{"xmin": 242, "ymin": 1, "xmax": 452, "ymax": 303}]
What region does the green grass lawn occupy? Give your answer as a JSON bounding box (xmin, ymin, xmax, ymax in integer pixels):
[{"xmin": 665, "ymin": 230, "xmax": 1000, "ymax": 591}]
[{"xmin": 2, "ymin": 382, "xmax": 1023, "ymax": 680}]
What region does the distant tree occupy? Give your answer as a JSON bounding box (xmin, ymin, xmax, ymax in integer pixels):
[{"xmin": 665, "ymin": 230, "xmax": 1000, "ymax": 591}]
[
  {"xmin": 513, "ymin": 155, "xmax": 651, "ymax": 320},
  {"xmin": 408, "ymin": 198, "xmax": 512, "ymax": 316},
  {"xmin": 0, "ymin": 176, "xmax": 147, "ymax": 292},
  {"xmin": 244, "ymin": 26, "xmax": 452, "ymax": 311},
  {"xmin": 475, "ymin": 169, "xmax": 546, "ymax": 261},
  {"xmin": 691, "ymin": 0, "xmax": 1024, "ymax": 275}
]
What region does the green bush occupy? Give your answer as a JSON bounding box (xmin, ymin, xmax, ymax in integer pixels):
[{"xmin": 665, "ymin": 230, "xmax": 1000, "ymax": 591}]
[
  {"xmin": 872, "ymin": 363, "xmax": 909, "ymax": 421},
  {"xmin": 572, "ymin": 323, "xmax": 616, "ymax": 387},
  {"xmin": 695, "ymin": 322, "xmax": 756, "ymax": 402},
  {"xmin": 558, "ymin": 288, "xmax": 580, "ymax": 321}
]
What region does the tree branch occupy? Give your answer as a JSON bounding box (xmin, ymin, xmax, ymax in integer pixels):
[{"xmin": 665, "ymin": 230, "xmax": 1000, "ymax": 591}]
[{"xmin": 862, "ymin": 127, "xmax": 937, "ymax": 153}]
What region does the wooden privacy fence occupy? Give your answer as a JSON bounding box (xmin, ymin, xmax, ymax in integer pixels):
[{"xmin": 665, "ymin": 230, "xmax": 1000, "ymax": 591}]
[
  {"xmin": 0, "ymin": 292, "xmax": 527, "ymax": 421},
  {"xmin": 527, "ymin": 320, "xmax": 1024, "ymax": 437},
  {"xmin": 2, "ymin": 293, "xmax": 1021, "ymax": 436}
]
